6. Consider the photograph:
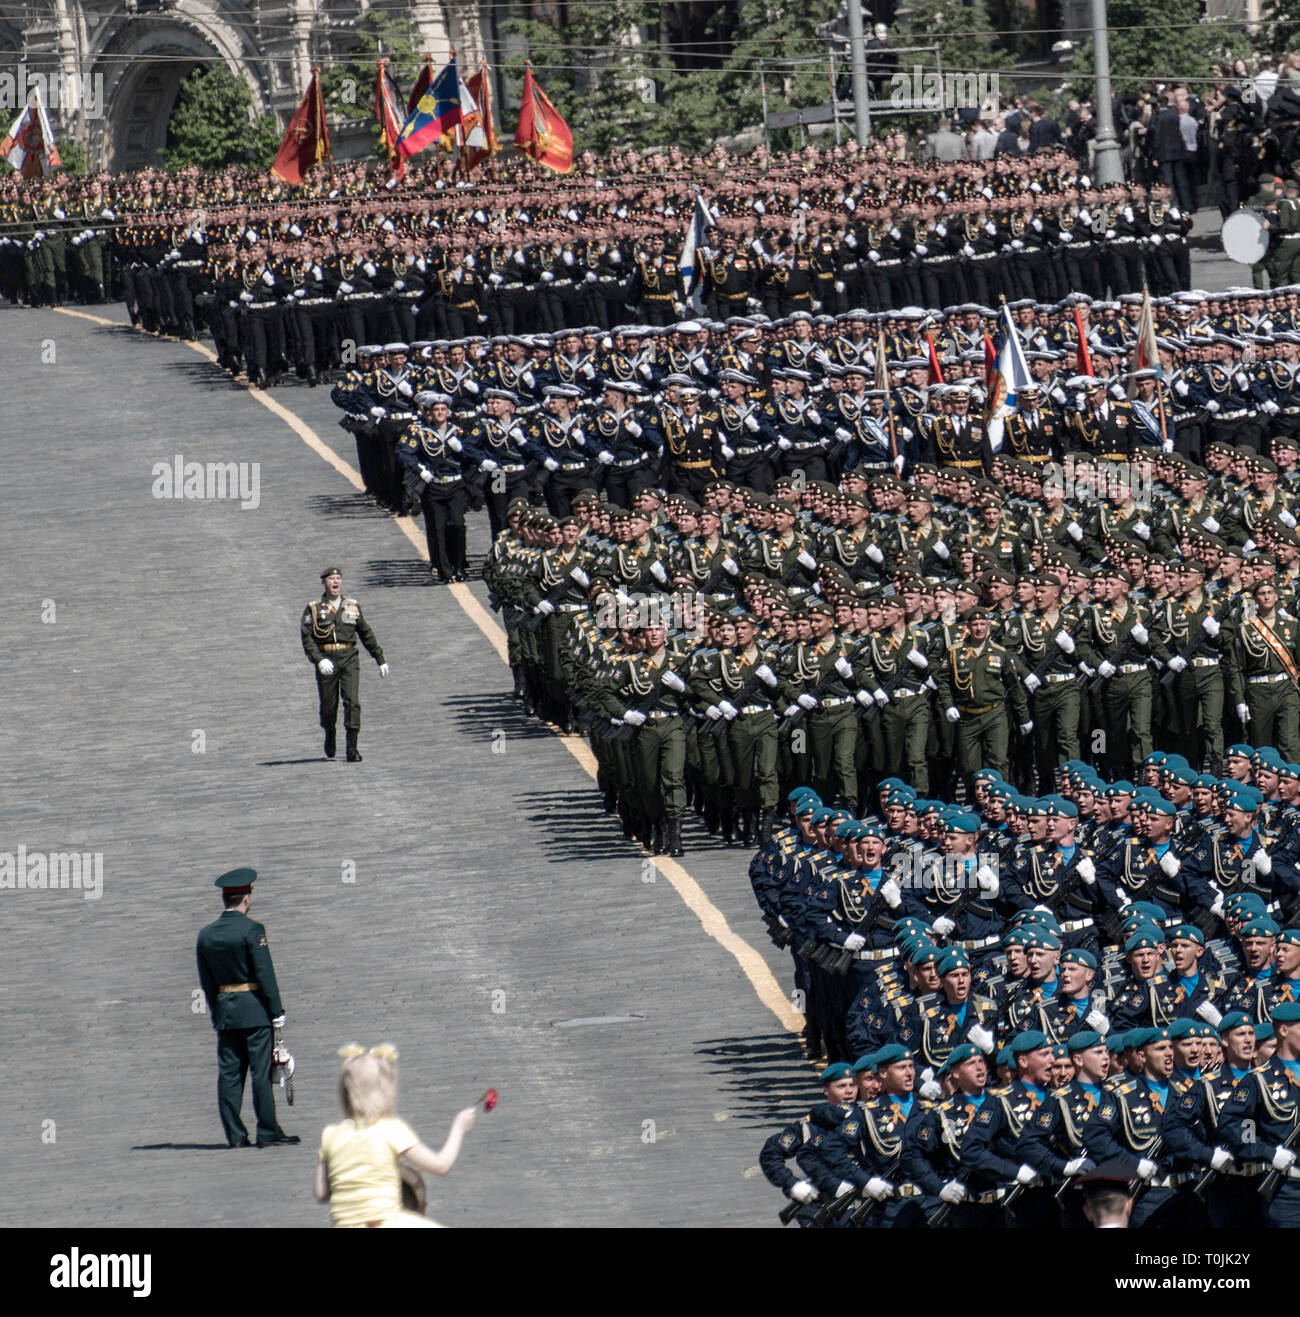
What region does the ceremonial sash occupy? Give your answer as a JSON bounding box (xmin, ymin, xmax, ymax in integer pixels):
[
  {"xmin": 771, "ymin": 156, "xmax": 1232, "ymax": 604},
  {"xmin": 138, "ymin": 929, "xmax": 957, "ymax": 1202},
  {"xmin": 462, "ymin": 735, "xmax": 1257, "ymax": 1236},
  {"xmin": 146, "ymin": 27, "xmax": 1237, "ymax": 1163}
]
[{"xmin": 1249, "ymin": 616, "xmax": 1300, "ymax": 684}]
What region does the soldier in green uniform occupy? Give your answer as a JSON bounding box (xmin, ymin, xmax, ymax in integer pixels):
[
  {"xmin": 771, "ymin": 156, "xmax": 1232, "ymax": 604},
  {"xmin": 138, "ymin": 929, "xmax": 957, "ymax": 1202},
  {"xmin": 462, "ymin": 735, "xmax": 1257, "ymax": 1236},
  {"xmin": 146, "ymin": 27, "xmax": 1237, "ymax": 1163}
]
[
  {"xmin": 935, "ymin": 609, "xmax": 1032, "ymax": 786},
  {"xmin": 300, "ymin": 567, "xmax": 388, "ymax": 761},
  {"xmin": 1226, "ymin": 580, "xmax": 1300, "ymax": 760},
  {"xmin": 195, "ymin": 869, "xmax": 298, "ymax": 1148}
]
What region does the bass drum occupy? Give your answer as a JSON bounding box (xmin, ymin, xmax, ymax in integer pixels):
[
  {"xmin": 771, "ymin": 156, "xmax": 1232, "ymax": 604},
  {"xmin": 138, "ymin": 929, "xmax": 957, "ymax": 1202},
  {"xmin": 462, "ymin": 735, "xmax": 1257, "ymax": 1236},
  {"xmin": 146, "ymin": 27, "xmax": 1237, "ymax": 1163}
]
[{"xmin": 1222, "ymin": 207, "xmax": 1269, "ymax": 264}]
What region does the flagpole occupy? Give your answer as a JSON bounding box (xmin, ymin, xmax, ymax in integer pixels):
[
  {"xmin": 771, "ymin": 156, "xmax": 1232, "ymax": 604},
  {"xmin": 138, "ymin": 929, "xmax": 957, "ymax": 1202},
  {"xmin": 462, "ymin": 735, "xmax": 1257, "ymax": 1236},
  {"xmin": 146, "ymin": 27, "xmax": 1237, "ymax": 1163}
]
[{"xmin": 313, "ymin": 66, "xmax": 334, "ymax": 187}]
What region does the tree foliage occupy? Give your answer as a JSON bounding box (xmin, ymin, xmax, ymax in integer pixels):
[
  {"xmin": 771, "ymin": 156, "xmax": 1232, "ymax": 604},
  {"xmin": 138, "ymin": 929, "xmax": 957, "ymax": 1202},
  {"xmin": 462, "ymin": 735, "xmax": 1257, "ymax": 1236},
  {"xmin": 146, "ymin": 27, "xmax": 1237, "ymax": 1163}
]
[
  {"xmin": 163, "ymin": 66, "xmax": 279, "ymax": 170},
  {"xmin": 895, "ymin": 0, "xmax": 999, "ymax": 74}
]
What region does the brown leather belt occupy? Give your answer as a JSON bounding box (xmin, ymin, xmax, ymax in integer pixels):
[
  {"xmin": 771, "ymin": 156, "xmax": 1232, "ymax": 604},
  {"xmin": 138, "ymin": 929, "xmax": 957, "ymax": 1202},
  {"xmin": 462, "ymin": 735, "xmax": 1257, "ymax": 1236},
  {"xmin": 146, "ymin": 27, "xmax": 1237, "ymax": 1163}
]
[
  {"xmin": 322, "ymin": 643, "xmax": 355, "ymax": 652},
  {"xmin": 958, "ymin": 702, "xmax": 1001, "ymax": 716},
  {"xmin": 219, "ymin": 982, "xmax": 259, "ymax": 993}
]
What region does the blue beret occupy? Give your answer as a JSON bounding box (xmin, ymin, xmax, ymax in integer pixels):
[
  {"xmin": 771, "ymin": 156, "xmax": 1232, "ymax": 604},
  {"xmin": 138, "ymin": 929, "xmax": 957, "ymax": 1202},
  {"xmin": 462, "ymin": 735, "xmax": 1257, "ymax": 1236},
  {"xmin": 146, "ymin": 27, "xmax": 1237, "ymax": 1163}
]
[
  {"xmin": 788, "ymin": 786, "xmax": 819, "ymax": 803},
  {"xmin": 972, "ymin": 768, "xmax": 1003, "ymax": 783},
  {"xmin": 1045, "ymin": 795, "xmax": 1079, "ymax": 818},
  {"xmin": 1146, "ymin": 796, "xmax": 1176, "ymax": 816},
  {"xmin": 1271, "ymin": 1002, "xmax": 1300, "ymax": 1024},
  {"xmin": 1167, "ymin": 1018, "xmax": 1195, "ymax": 1040},
  {"xmin": 833, "ymin": 820, "xmax": 857, "ymax": 839},
  {"xmin": 1226, "ymin": 744, "xmax": 1254, "ymax": 759},
  {"xmin": 1254, "ymin": 746, "xmax": 1284, "ymax": 769},
  {"xmin": 1129, "ymin": 902, "xmax": 1167, "ymax": 925},
  {"xmin": 1106, "ymin": 780, "xmax": 1135, "ymax": 797},
  {"xmin": 878, "ymin": 778, "xmax": 904, "ymax": 791},
  {"xmin": 1025, "ymin": 929, "xmax": 1062, "ymax": 951},
  {"xmin": 1061, "ymin": 947, "xmax": 1097, "ymax": 969},
  {"xmin": 1241, "ymin": 917, "xmax": 1281, "ymax": 938},
  {"xmin": 1229, "ymin": 893, "xmax": 1268, "ymax": 917},
  {"xmin": 995, "ymin": 1047, "xmax": 1015, "ymax": 1069},
  {"xmin": 1165, "ymin": 764, "xmax": 1196, "ymax": 786},
  {"xmin": 1018, "ymin": 910, "xmax": 1062, "ymax": 933},
  {"xmin": 874, "ymin": 1043, "xmax": 912, "ymax": 1067},
  {"xmin": 1068, "ymin": 1030, "xmax": 1104, "ymax": 1052},
  {"xmin": 820, "ymin": 1062, "xmax": 853, "ymax": 1082},
  {"xmin": 811, "ymin": 807, "xmax": 837, "ymax": 824},
  {"xmin": 851, "ymin": 1052, "xmax": 877, "ymax": 1074},
  {"xmin": 1256, "ymin": 1021, "xmax": 1277, "ymax": 1041},
  {"xmin": 938, "ymin": 1042, "xmax": 982, "ymax": 1075},
  {"xmin": 908, "ymin": 942, "xmax": 942, "ymax": 966},
  {"xmin": 1190, "ymin": 1021, "xmax": 1218, "ymax": 1040},
  {"xmin": 1168, "ymin": 923, "xmax": 1204, "ymax": 945},
  {"xmin": 1003, "ymin": 928, "xmax": 1034, "ymax": 948},
  {"xmin": 1128, "ymin": 1026, "xmax": 1169, "ymax": 1048},
  {"xmin": 859, "ymin": 821, "xmax": 886, "ymax": 840},
  {"xmin": 1107, "ymin": 1032, "xmax": 1130, "ymax": 1053},
  {"xmin": 1278, "ymin": 928, "xmax": 1300, "ymax": 947},
  {"xmin": 949, "ymin": 812, "xmax": 981, "ymax": 834},
  {"xmin": 1125, "ymin": 923, "xmax": 1166, "ymax": 952},
  {"xmin": 1193, "ymin": 774, "xmax": 1218, "ymax": 790},
  {"xmin": 1143, "ymin": 752, "xmax": 1168, "ymax": 767},
  {"xmin": 1281, "ymin": 764, "xmax": 1300, "ymax": 782},
  {"xmin": 1217, "ymin": 1011, "xmax": 1252, "ymax": 1034},
  {"xmin": 1009, "ymin": 1030, "xmax": 1051, "ymax": 1055},
  {"xmin": 937, "ymin": 949, "xmax": 972, "ymax": 976}
]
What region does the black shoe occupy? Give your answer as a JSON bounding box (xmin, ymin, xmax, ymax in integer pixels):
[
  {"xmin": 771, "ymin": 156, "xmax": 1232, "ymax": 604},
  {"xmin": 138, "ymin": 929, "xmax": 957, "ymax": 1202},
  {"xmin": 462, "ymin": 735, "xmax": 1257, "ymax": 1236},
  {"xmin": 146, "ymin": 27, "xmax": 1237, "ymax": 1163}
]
[
  {"xmin": 651, "ymin": 822, "xmax": 667, "ymax": 855},
  {"xmin": 228, "ymin": 1138, "xmax": 252, "ymax": 1148},
  {"xmin": 668, "ymin": 818, "xmax": 685, "ymax": 858},
  {"xmin": 256, "ymin": 1133, "xmax": 301, "ymax": 1147},
  {"xmin": 324, "ymin": 727, "xmax": 336, "ymax": 759},
  {"xmin": 346, "ymin": 731, "xmax": 362, "ymax": 762}
]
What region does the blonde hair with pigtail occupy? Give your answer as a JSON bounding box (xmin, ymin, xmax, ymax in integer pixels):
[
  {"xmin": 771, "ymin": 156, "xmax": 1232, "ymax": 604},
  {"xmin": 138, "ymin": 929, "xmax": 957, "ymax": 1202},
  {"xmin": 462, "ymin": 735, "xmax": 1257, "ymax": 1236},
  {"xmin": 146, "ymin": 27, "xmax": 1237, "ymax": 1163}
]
[{"xmin": 336, "ymin": 1043, "xmax": 400, "ymax": 1127}]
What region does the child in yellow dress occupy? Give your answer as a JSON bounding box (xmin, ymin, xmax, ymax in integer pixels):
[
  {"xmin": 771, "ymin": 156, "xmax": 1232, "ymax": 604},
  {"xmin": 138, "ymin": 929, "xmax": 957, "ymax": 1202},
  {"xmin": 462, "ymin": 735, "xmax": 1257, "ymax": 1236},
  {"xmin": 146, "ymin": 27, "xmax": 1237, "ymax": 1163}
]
[{"xmin": 314, "ymin": 1044, "xmax": 477, "ymax": 1227}]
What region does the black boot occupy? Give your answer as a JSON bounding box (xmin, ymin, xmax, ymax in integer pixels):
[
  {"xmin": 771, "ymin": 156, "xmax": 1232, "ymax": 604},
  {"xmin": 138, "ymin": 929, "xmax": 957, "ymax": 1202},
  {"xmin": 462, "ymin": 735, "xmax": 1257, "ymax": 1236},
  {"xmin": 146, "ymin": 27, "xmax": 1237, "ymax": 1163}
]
[
  {"xmin": 720, "ymin": 809, "xmax": 735, "ymax": 844},
  {"xmin": 619, "ymin": 802, "xmax": 637, "ymax": 839},
  {"xmin": 651, "ymin": 820, "xmax": 667, "ymax": 855},
  {"xmin": 323, "ymin": 726, "xmax": 336, "ymax": 759},
  {"xmin": 738, "ymin": 810, "xmax": 755, "ymax": 847},
  {"xmin": 345, "ymin": 729, "xmax": 362, "ymax": 762},
  {"xmin": 757, "ymin": 808, "xmax": 775, "ymax": 843},
  {"xmin": 668, "ymin": 817, "xmax": 685, "ymax": 857},
  {"xmin": 703, "ymin": 801, "xmax": 719, "ymax": 834},
  {"xmin": 510, "ymin": 666, "xmax": 525, "ymax": 701}
]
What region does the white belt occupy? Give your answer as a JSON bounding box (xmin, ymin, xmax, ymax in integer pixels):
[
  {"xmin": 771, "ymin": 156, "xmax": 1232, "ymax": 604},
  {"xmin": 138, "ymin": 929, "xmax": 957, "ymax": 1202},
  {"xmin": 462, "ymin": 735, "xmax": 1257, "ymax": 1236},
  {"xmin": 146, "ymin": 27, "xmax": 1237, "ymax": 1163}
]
[
  {"xmin": 738, "ymin": 705, "xmax": 770, "ymax": 715},
  {"xmin": 1045, "ymin": 672, "xmax": 1075, "ymax": 683},
  {"xmin": 498, "ymin": 463, "xmax": 525, "ymax": 473},
  {"xmin": 1219, "ymin": 410, "xmax": 1247, "ymax": 420},
  {"xmin": 614, "ymin": 457, "xmax": 644, "ymax": 467},
  {"xmin": 298, "ymin": 296, "xmax": 332, "ymax": 305},
  {"xmin": 819, "ymin": 696, "xmax": 853, "ymax": 708},
  {"xmin": 1191, "ymin": 657, "xmax": 1219, "ymax": 668},
  {"xmin": 556, "ymin": 603, "xmax": 584, "ymax": 613},
  {"xmin": 1250, "ymin": 673, "xmax": 1290, "ymax": 684},
  {"xmin": 855, "ymin": 946, "xmax": 898, "ymax": 961},
  {"xmin": 427, "ymin": 474, "xmax": 461, "ymax": 484},
  {"xmin": 956, "ymin": 934, "xmax": 1000, "ymax": 950},
  {"xmin": 645, "ymin": 710, "xmax": 676, "ymax": 721},
  {"xmin": 560, "ymin": 461, "xmax": 587, "ymax": 471},
  {"xmin": 893, "ymin": 687, "xmax": 924, "ymax": 700},
  {"xmin": 245, "ymin": 300, "xmax": 278, "ymax": 309},
  {"xmin": 1118, "ymin": 663, "xmax": 1147, "ymax": 674},
  {"xmin": 1061, "ymin": 917, "xmax": 1095, "ymax": 932}
]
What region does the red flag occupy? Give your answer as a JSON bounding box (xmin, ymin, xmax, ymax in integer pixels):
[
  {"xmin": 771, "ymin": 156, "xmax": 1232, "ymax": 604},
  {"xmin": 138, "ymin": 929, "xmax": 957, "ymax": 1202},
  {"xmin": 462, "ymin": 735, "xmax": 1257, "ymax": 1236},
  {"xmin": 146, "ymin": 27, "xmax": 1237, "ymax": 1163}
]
[
  {"xmin": 1073, "ymin": 305, "xmax": 1093, "ymax": 378},
  {"xmin": 513, "ymin": 65, "xmax": 573, "ymax": 175},
  {"xmin": 923, "ymin": 331, "xmax": 944, "ymax": 387},
  {"xmin": 983, "ymin": 330, "xmax": 998, "ymax": 394},
  {"xmin": 272, "ymin": 67, "xmax": 330, "ymax": 186},
  {"xmin": 375, "ymin": 60, "xmax": 405, "ymax": 179},
  {"xmin": 464, "ymin": 65, "xmax": 500, "ymax": 171},
  {"xmin": 408, "ymin": 55, "xmax": 434, "ymax": 116}
]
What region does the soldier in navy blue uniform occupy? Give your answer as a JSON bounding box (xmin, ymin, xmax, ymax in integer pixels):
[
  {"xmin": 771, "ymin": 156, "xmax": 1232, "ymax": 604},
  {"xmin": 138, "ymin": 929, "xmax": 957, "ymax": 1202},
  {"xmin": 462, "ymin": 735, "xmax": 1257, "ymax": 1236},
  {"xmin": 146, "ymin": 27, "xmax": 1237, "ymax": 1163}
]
[
  {"xmin": 961, "ymin": 1029, "xmax": 1061, "ymax": 1227},
  {"xmin": 1108, "ymin": 921, "xmax": 1187, "ymax": 1033},
  {"xmin": 398, "ymin": 392, "xmax": 470, "ymax": 583},
  {"xmin": 589, "ymin": 380, "xmax": 664, "ymax": 509},
  {"xmin": 895, "ymin": 947, "xmax": 1000, "ymax": 1072},
  {"xmin": 464, "ymin": 388, "xmax": 536, "ymax": 540},
  {"xmin": 759, "ymin": 1062, "xmax": 859, "ymax": 1226},
  {"xmin": 1219, "ymin": 1001, "xmax": 1300, "ymax": 1228}
]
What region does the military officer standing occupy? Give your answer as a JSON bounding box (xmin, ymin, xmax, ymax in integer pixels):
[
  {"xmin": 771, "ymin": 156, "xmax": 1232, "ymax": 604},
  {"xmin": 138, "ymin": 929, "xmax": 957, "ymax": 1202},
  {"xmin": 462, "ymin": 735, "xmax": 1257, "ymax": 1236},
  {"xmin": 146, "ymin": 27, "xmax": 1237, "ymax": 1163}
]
[
  {"xmin": 300, "ymin": 567, "xmax": 389, "ymax": 761},
  {"xmin": 195, "ymin": 868, "xmax": 298, "ymax": 1148}
]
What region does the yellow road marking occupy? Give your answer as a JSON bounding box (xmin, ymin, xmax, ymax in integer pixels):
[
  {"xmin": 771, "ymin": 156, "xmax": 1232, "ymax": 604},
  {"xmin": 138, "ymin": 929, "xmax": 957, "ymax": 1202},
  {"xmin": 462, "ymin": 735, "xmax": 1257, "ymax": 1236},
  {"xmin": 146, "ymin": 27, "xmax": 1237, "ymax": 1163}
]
[{"xmin": 58, "ymin": 308, "xmax": 805, "ymax": 1035}]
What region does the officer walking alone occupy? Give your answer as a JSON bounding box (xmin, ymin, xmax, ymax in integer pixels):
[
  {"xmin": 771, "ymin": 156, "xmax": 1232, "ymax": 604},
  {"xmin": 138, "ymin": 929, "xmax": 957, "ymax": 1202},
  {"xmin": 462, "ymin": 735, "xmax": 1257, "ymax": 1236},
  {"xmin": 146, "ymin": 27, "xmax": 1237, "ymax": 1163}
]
[
  {"xmin": 300, "ymin": 567, "xmax": 388, "ymax": 761},
  {"xmin": 195, "ymin": 869, "xmax": 298, "ymax": 1149}
]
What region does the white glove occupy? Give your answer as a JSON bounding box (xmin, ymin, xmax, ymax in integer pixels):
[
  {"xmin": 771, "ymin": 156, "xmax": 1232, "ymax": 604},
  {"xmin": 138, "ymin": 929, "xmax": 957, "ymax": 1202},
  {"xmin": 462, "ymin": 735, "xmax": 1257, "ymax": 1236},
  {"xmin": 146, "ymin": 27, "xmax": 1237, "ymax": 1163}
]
[
  {"xmin": 720, "ymin": 444, "xmax": 735, "ymax": 461},
  {"xmin": 777, "ymin": 437, "xmax": 793, "ymax": 451},
  {"xmin": 705, "ymin": 705, "xmax": 723, "ymax": 721},
  {"xmin": 873, "ymin": 688, "xmax": 889, "ymax": 708},
  {"xmin": 1015, "ymin": 1165, "xmax": 1040, "ymax": 1187},
  {"xmin": 1158, "ymin": 851, "xmax": 1180, "ymax": 877},
  {"xmin": 622, "ymin": 709, "xmax": 646, "ymax": 727},
  {"xmin": 939, "ymin": 1182, "xmax": 967, "ymax": 1204},
  {"xmin": 337, "ymin": 282, "xmax": 354, "ymax": 294},
  {"xmin": 798, "ymin": 550, "xmax": 818, "ymax": 571},
  {"xmin": 1167, "ymin": 656, "xmax": 1187, "ymax": 673},
  {"xmin": 625, "ymin": 420, "xmax": 643, "ymax": 438},
  {"xmin": 1085, "ymin": 1008, "xmax": 1110, "ymax": 1034},
  {"xmin": 835, "ymin": 427, "xmax": 853, "ymax": 443},
  {"xmin": 1211, "ymin": 891, "xmax": 1225, "ymax": 918},
  {"xmin": 239, "ymin": 290, "xmax": 253, "ymax": 302},
  {"xmin": 1024, "ymin": 673, "xmax": 1042, "ymax": 694},
  {"xmin": 797, "ymin": 694, "xmax": 818, "ymax": 711},
  {"xmin": 1077, "ymin": 857, "xmax": 1097, "ymax": 885},
  {"xmin": 480, "ymin": 459, "xmax": 498, "ymax": 474},
  {"xmin": 722, "ymin": 556, "xmax": 740, "ymax": 576},
  {"xmin": 447, "ymin": 437, "xmax": 462, "ymax": 453},
  {"xmin": 1098, "ymin": 661, "xmax": 1116, "ymax": 679},
  {"xmin": 418, "ymin": 465, "xmax": 434, "ymax": 483},
  {"xmin": 1272, "ymin": 1147, "xmax": 1297, "ymax": 1172},
  {"xmin": 462, "ymin": 379, "xmax": 480, "ymax": 395},
  {"xmin": 543, "ymin": 457, "xmax": 560, "ymax": 472},
  {"xmin": 755, "ymin": 664, "xmax": 777, "ymax": 687},
  {"xmin": 1054, "ymin": 630, "xmax": 1075, "ymax": 654},
  {"xmin": 844, "ymin": 932, "xmax": 867, "ymax": 951},
  {"xmin": 907, "ymin": 648, "xmax": 928, "ymax": 669},
  {"xmin": 1064, "ymin": 1157, "xmax": 1092, "ymax": 1176},
  {"xmin": 650, "ymin": 561, "xmax": 668, "ymax": 584},
  {"xmin": 1211, "ymin": 1148, "xmax": 1233, "ymax": 1172},
  {"xmin": 932, "ymin": 916, "xmax": 956, "ymax": 937},
  {"xmin": 865, "ymin": 1177, "xmax": 895, "ymax": 1201},
  {"xmin": 1134, "ymin": 1158, "xmax": 1157, "ymax": 1182},
  {"xmin": 865, "ymin": 544, "xmax": 884, "ymax": 565},
  {"xmin": 1280, "ymin": 509, "xmax": 1297, "ymax": 529},
  {"xmin": 378, "ymin": 663, "xmax": 390, "ymax": 678},
  {"xmin": 1237, "ymin": 703, "xmax": 1251, "ymax": 725},
  {"xmin": 920, "ymin": 1079, "xmax": 943, "ymax": 1101},
  {"xmin": 946, "ymin": 706, "xmax": 961, "ymax": 723},
  {"xmin": 1202, "ymin": 615, "xmax": 1220, "ymax": 638},
  {"xmin": 880, "ymin": 879, "xmax": 902, "ymax": 910},
  {"xmin": 1130, "ymin": 622, "xmax": 1149, "ymax": 645},
  {"xmin": 834, "ymin": 656, "xmax": 853, "ymax": 678},
  {"xmin": 1134, "ymin": 520, "xmax": 1150, "ymax": 541},
  {"xmin": 744, "ymin": 414, "xmax": 760, "ymax": 433},
  {"xmin": 832, "ymin": 1180, "xmax": 856, "ymax": 1200},
  {"xmin": 317, "ymin": 659, "xmax": 335, "ymax": 676},
  {"xmin": 597, "ymin": 452, "xmax": 615, "ymax": 465},
  {"xmin": 856, "ymin": 690, "xmax": 873, "ymax": 707},
  {"xmin": 534, "ymin": 600, "xmax": 555, "ymax": 616},
  {"xmin": 661, "ymin": 671, "xmax": 686, "ymax": 693},
  {"xmin": 1196, "ymin": 1002, "xmax": 1223, "ymax": 1028},
  {"xmin": 976, "ymin": 866, "xmax": 999, "ymax": 897},
  {"xmin": 968, "ymin": 1024, "xmax": 996, "ymax": 1053},
  {"xmin": 718, "ymin": 700, "xmax": 739, "ymax": 720},
  {"xmin": 1254, "ymin": 848, "xmax": 1272, "ymax": 876},
  {"xmin": 570, "ymin": 567, "xmax": 590, "ymax": 588},
  {"xmin": 1206, "ymin": 400, "xmax": 1220, "ymax": 413},
  {"xmin": 933, "ymin": 540, "xmax": 950, "ymax": 560},
  {"xmin": 397, "ymin": 380, "xmax": 414, "ymax": 398},
  {"xmin": 1019, "ymin": 721, "xmax": 1034, "ymax": 735},
  {"xmin": 1202, "ymin": 516, "xmax": 1219, "ymax": 533},
  {"xmin": 272, "ymin": 1015, "xmax": 286, "ymax": 1029},
  {"xmin": 790, "ymin": 1180, "xmax": 818, "ymax": 1204},
  {"xmin": 1067, "ymin": 521, "xmax": 1083, "ymax": 542}
]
